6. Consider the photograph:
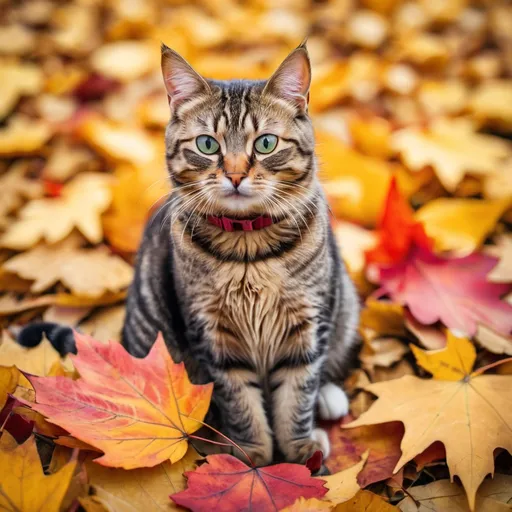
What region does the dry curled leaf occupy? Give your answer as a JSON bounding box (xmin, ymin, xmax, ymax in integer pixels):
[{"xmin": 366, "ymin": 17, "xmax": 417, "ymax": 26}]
[
  {"xmin": 347, "ymin": 332, "xmax": 512, "ymax": 510},
  {"xmin": 0, "ymin": 173, "xmax": 112, "ymax": 250},
  {"xmin": 25, "ymin": 332, "xmax": 213, "ymax": 468}
]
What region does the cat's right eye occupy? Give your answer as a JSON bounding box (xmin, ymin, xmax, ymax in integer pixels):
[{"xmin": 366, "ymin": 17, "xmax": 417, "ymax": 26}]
[{"xmin": 196, "ymin": 135, "xmax": 220, "ymax": 155}]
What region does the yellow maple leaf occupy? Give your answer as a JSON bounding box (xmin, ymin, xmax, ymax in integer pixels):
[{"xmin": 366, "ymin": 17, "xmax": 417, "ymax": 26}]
[
  {"xmin": 415, "ymin": 197, "xmax": 511, "ymax": 254},
  {"xmin": 346, "ymin": 332, "xmax": 512, "ymax": 510},
  {"xmin": 0, "ymin": 433, "xmax": 76, "ymax": 512},
  {"xmin": 0, "ymin": 172, "xmax": 112, "ymax": 250},
  {"xmin": 2, "ymin": 235, "xmax": 133, "ymax": 297},
  {"xmin": 80, "ymin": 446, "xmax": 202, "ymax": 512},
  {"xmin": 392, "ymin": 118, "xmax": 510, "ymax": 192},
  {"xmin": 320, "ymin": 451, "xmax": 368, "ymax": 505}
]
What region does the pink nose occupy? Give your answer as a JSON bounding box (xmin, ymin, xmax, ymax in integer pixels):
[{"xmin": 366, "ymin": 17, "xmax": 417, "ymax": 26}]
[{"xmin": 226, "ymin": 174, "xmax": 246, "ymax": 188}]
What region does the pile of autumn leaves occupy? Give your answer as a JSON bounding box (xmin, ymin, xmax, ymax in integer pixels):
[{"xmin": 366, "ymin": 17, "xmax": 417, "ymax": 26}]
[{"xmin": 0, "ymin": 179, "xmax": 511, "ymax": 512}]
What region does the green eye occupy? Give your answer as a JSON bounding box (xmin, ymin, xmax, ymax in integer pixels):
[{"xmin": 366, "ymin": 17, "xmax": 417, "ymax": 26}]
[
  {"xmin": 254, "ymin": 134, "xmax": 278, "ymax": 154},
  {"xmin": 196, "ymin": 135, "xmax": 220, "ymax": 154}
]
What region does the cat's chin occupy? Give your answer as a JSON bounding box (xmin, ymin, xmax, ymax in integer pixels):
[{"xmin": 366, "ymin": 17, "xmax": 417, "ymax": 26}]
[{"xmin": 216, "ymin": 195, "xmax": 264, "ymax": 216}]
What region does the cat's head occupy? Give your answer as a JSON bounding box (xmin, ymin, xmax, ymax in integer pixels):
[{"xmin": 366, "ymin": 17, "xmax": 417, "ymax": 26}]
[{"xmin": 161, "ymin": 43, "xmax": 316, "ymax": 219}]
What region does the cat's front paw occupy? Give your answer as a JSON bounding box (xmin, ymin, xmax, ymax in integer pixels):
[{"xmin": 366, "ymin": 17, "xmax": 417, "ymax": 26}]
[
  {"xmin": 318, "ymin": 383, "xmax": 349, "ymax": 420},
  {"xmin": 286, "ymin": 428, "xmax": 331, "ymax": 464}
]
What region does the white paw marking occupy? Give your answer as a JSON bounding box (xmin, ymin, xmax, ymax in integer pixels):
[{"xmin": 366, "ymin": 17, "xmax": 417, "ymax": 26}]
[
  {"xmin": 311, "ymin": 428, "xmax": 330, "ymax": 459},
  {"xmin": 318, "ymin": 383, "xmax": 350, "ymax": 421}
]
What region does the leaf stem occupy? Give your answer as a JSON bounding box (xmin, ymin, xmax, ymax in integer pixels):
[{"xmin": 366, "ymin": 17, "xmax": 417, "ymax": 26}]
[
  {"xmin": 184, "ymin": 416, "xmax": 255, "ymax": 467},
  {"xmin": 471, "ymin": 356, "xmax": 512, "ymax": 377}
]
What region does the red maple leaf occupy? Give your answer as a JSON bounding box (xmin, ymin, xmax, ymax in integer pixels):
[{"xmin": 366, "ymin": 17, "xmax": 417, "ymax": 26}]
[
  {"xmin": 375, "ymin": 247, "xmax": 512, "ymax": 336},
  {"xmin": 366, "ymin": 176, "xmax": 433, "ymax": 266},
  {"xmin": 171, "ymin": 453, "xmax": 327, "ymax": 512}
]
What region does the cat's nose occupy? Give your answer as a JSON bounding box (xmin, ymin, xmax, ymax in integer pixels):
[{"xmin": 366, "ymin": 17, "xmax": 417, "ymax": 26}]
[{"xmin": 226, "ymin": 173, "xmax": 246, "ymax": 189}]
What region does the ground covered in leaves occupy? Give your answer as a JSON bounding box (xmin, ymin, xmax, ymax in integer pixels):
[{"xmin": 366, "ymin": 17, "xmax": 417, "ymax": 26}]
[{"xmin": 0, "ymin": 0, "xmax": 512, "ymax": 511}]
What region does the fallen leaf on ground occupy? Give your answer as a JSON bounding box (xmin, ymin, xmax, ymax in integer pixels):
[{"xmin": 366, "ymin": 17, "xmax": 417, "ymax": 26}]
[
  {"xmin": 321, "ymin": 451, "xmax": 368, "ymax": 505},
  {"xmin": 409, "ymin": 332, "xmax": 475, "ymax": 380},
  {"xmin": 346, "ymin": 332, "xmax": 512, "ymax": 510},
  {"xmin": 487, "ymin": 235, "xmax": 512, "ymax": 282},
  {"xmin": 360, "ymin": 337, "xmax": 408, "ymax": 370},
  {"xmin": 375, "ymin": 247, "xmax": 512, "ymax": 337},
  {"xmin": 324, "ymin": 416, "xmax": 403, "ymax": 487},
  {"xmin": 0, "ymin": 62, "xmax": 43, "ymax": 119},
  {"xmin": 365, "ymin": 177, "xmax": 433, "ymax": 266},
  {"xmin": 0, "ymin": 173, "xmax": 112, "ymax": 250},
  {"xmin": 475, "ymin": 324, "xmax": 512, "ymax": 356},
  {"xmin": 317, "ymin": 131, "xmax": 422, "ymax": 226},
  {"xmin": 415, "ymin": 197, "xmax": 510, "ymax": 254},
  {"xmin": 334, "ymin": 490, "xmax": 399, "ymax": 511},
  {"xmin": 360, "ymin": 299, "xmax": 405, "ymax": 337},
  {"xmin": 171, "ymin": 453, "xmax": 327, "ymax": 512},
  {"xmin": 103, "ymin": 162, "xmax": 169, "ymax": 253},
  {"xmin": 0, "ymin": 433, "xmax": 76, "ymax": 512},
  {"xmin": 0, "ymin": 330, "xmax": 73, "ymax": 378},
  {"xmin": 469, "ymin": 80, "xmax": 512, "ymax": 130},
  {"xmin": 0, "ymin": 115, "xmax": 51, "ymax": 157},
  {"xmin": 3, "ymin": 235, "xmax": 133, "ymax": 297},
  {"xmin": 404, "ymin": 313, "xmax": 446, "ymax": 350},
  {"xmin": 391, "ymin": 118, "xmax": 511, "ymax": 192},
  {"xmin": 0, "ymin": 161, "xmax": 43, "ymax": 228},
  {"xmin": 83, "ymin": 446, "xmax": 202, "ymax": 511},
  {"xmin": 398, "ymin": 474, "xmax": 512, "ymax": 511},
  {"xmin": 334, "ymin": 221, "xmax": 378, "ymax": 274},
  {"xmin": 25, "ymin": 332, "xmax": 213, "ymax": 468},
  {"xmin": 0, "ymin": 365, "xmax": 19, "ymax": 409},
  {"xmin": 78, "ymin": 305, "xmax": 126, "ymax": 342}
]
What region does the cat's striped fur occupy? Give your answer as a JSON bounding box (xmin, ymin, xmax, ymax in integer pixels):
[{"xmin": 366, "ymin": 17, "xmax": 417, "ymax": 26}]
[{"xmin": 19, "ymin": 43, "xmax": 360, "ymax": 466}]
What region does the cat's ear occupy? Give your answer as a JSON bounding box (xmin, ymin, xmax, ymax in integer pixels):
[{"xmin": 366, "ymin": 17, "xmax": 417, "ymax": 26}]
[
  {"xmin": 161, "ymin": 44, "xmax": 210, "ymax": 106},
  {"xmin": 264, "ymin": 43, "xmax": 311, "ymax": 111}
]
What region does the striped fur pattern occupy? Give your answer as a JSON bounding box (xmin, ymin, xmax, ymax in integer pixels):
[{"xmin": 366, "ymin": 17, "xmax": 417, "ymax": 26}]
[
  {"xmin": 123, "ymin": 43, "xmax": 360, "ymax": 465},
  {"xmin": 19, "ymin": 44, "xmax": 360, "ymax": 466}
]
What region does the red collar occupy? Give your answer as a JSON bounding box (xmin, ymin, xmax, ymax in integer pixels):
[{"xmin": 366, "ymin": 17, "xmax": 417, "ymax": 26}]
[{"xmin": 207, "ymin": 215, "xmax": 273, "ymax": 232}]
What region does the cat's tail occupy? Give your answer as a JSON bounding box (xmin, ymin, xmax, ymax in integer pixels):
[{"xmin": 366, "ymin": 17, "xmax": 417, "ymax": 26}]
[{"xmin": 16, "ymin": 322, "xmax": 76, "ymax": 355}]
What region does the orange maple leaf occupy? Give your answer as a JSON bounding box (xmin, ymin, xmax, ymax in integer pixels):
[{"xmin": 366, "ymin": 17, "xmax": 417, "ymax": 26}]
[
  {"xmin": 24, "ymin": 332, "xmax": 213, "ymax": 469},
  {"xmin": 171, "ymin": 453, "xmax": 327, "ymax": 512},
  {"xmin": 365, "ymin": 176, "xmax": 434, "ymax": 265}
]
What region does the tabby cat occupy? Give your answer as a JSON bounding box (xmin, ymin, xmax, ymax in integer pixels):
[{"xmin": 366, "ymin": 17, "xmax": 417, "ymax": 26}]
[{"xmin": 19, "ymin": 43, "xmax": 360, "ymax": 466}]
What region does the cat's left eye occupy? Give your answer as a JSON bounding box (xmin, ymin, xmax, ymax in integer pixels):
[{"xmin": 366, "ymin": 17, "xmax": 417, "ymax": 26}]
[
  {"xmin": 254, "ymin": 134, "xmax": 278, "ymax": 154},
  {"xmin": 196, "ymin": 135, "xmax": 220, "ymax": 155}
]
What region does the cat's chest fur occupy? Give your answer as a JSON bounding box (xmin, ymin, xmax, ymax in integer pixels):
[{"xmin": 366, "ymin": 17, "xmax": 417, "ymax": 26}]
[{"xmin": 192, "ymin": 260, "xmax": 315, "ymax": 372}]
